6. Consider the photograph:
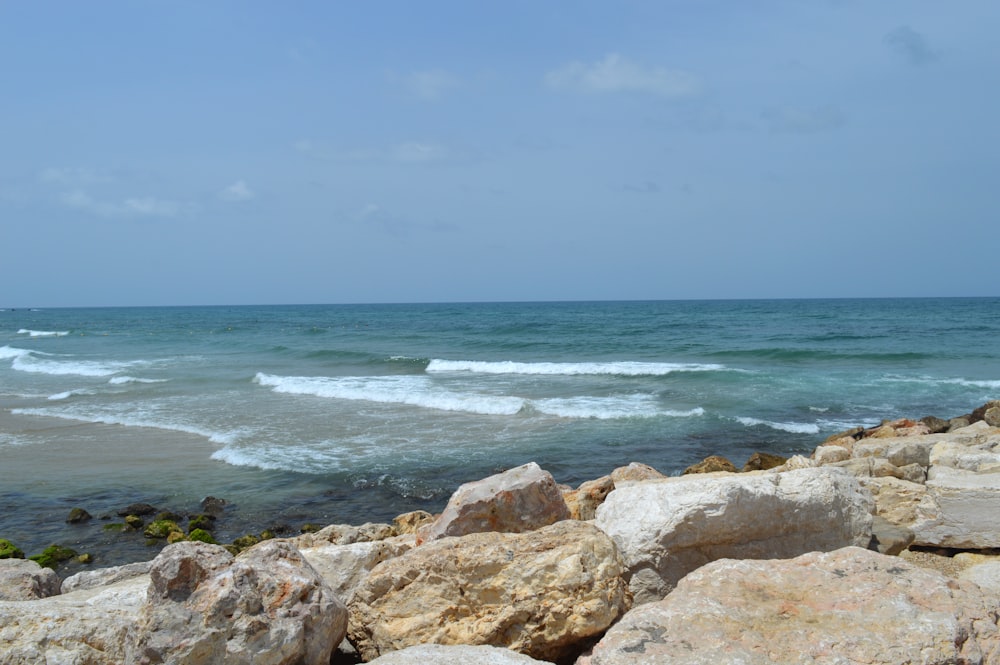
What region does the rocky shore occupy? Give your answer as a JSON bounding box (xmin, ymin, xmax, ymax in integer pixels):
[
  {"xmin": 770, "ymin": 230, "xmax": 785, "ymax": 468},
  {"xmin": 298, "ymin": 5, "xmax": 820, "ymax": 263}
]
[{"xmin": 2, "ymin": 401, "xmax": 1000, "ymax": 664}]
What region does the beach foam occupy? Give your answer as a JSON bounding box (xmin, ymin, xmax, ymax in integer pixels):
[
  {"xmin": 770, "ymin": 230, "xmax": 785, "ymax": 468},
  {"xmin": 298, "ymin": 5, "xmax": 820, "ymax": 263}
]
[
  {"xmin": 17, "ymin": 329, "xmax": 69, "ymax": 337},
  {"xmin": 11, "ymin": 406, "xmax": 241, "ymax": 444},
  {"xmin": 425, "ymin": 359, "xmax": 727, "ymax": 376},
  {"xmin": 736, "ymin": 416, "xmax": 821, "ymax": 435}
]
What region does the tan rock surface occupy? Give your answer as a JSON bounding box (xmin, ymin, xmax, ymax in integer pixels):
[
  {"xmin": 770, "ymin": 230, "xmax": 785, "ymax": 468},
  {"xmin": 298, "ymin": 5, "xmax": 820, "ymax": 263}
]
[{"xmin": 348, "ymin": 520, "xmax": 629, "ymax": 662}]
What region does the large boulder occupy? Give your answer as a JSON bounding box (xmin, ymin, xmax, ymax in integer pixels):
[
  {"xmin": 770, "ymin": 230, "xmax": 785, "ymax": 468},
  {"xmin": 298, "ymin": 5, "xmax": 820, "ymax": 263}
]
[
  {"xmin": 300, "ymin": 535, "xmax": 414, "ymax": 604},
  {"xmin": 0, "ymin": 575, "xmax": 148, "ymax": 665},
  {"xmin": 0, "ymin": 558, "xmax": 61, "ymax": 600},
  {"xmin": 348, "ymin": 520, "xmax": 629, "ymax": 663},
  {"xmin": 594, "ymin": 467, "xmax": 874, "ymax": 604},
  {"xmin": 129, "ymin": 540, "xmax": 345, "ymax": 665},
  {"xmin": 583, "ymin": 547, "xmax": 1000, "ymax": 665},
  {"xmin": 61, "ymin": 559, "xmax": 152, "ymax": 594},
  {"xmin": 417, "ymin": 462, "xmax": 570, "ymax": 543},
  {"xmin": 914, "ymin": 465, "xmax": 1000, "ymax": 548}
]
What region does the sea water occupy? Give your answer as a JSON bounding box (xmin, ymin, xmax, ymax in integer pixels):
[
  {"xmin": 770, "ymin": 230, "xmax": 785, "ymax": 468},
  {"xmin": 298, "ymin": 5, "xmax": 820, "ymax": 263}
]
[{"xmin": 2, "ymin": 299, "xmax": 998, "ymax": 563}]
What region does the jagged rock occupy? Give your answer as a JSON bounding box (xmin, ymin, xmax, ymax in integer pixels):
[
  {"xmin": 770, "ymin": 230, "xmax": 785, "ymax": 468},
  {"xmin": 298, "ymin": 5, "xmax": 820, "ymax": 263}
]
[
  {"xmin": 129, "ymin": 540, "xmax": 345, "ymax": 665},
  {"xmin": 562, "ymin": 475, "xmax": 615, "ymax": 520},
  {"xmin": 348, "ymin": 520, "xmax": 629, "ymax": 663},
  {"xmin": 683, "ymin": 455, "xmax": 737, "ymax": 474},
  {"xmin": 367, "ymin": 644, "xmax": 555, "ymax": 664},
  {"xmin": 594, "ymin": 467, "xmax": 873, "ymax": 604},
  {"xmin": 868, "ymin": 515, "xmax": 915, "ymax": 555},
  {"xmin": 921, "ymin": 415, "xmax": 951, "ymax": 433},
  {"xmin": 583, "ymin": 547, "xmax": 1000, "ymax": 665},
  {"xmin": 301, "ymin": 535, "xmax": 414, "ymax": 604},
  {"xmin": 986, "ymin": 406, "xmax": 1000, "ymax": 427},
  {"xmin": 417, "ymin": 462, "xmax": 570, "ymax": 544},
  {"xmin": 392, "ymin": 511, "xmax": 433, "ymax": 535},
  {"xmin": 860, "ymin": 476, "xmax": 929, "ymax": 529},
  {"xmin": 293, "ymin": 522, "xmax": 396, "ymax": 548},
  {"xmin": 61, "ymin": 560, "xmax": 152, "ymax": 594},
  {"xmin": 609, "ymin": 462, "xmax": 665, "ymax": 483},
  {"xmin": 0, "ymin": 575, "xmax": 148, "ymax": 665},
  {"xmin": 741, "ymin": 451, "xmax": 787, "ymax": 472},
  {"xmin": 0, "ymin": 558, "xmax": 61, "ymax": 600},
  {"xmin": 971, "ymin": 400, "xmax": 1000, "ymax": 424}
]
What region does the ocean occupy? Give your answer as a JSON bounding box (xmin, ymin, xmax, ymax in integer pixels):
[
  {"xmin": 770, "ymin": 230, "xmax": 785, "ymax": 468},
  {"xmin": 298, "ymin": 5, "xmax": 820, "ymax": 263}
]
[{"xmin": 2, "ymin": 298, "xmax": 999, "ymax": 566}]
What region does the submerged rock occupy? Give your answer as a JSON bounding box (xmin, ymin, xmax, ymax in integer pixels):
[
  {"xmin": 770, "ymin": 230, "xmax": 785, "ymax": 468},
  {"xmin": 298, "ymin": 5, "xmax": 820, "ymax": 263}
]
[{"xmin": 683, "ymin": 454, "xmax": 737, "ymax": 474}]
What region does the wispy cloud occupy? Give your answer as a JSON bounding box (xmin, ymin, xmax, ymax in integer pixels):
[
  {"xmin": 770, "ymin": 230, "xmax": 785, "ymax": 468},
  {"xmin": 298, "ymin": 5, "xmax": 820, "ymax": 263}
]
[
  {"xmin": 405, "ymin": 69, "xmax": 458, "ymax": 101},
  {"xmin": 38, "ymin": 167, "xmax": 114, "ymax": 186},
  {"xmin": 761, "ymin": 105, "xmax": 847, "ymax": 134},
  {"xmin": 884, "ymin": 25, "xmax": 939, "ymax": 66},
  {"xmin": 546, "ymin": 53, "xmax": 701, "ymax": 98},
  {"xmin": 219, "ymin": 180, "xmax": 255, "ymax": 202},
  {"xmin": 60, "ymin": 189, "xmax": 184, "ymax": 218},
  {"xmin": 356, "ymin": 203, "xmax": 457, "ymax": 238}
]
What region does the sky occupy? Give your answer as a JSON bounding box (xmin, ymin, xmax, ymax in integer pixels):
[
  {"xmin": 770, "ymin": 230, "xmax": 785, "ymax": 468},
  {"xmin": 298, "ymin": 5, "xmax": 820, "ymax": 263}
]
[{"xmin": 1, "ymin": 1, "xmax": 997, "ymax": 307}]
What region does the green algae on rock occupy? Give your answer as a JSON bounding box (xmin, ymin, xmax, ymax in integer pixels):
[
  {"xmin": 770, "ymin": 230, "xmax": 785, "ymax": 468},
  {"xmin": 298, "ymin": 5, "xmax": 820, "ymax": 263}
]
[
  {"xmin": 0, "ymin": 538, "xmax": 25, "ymax": 559},
  {"xmin": 29, "ymin": 544, "xmax": 78, "ymax": 569}
]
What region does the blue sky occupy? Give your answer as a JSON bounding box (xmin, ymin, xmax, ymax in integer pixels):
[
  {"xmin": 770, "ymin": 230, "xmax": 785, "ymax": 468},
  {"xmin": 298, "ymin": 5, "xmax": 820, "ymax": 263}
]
[{"xmin": 1, "ymin": 1, "xmax": 997, "ymax": 306}]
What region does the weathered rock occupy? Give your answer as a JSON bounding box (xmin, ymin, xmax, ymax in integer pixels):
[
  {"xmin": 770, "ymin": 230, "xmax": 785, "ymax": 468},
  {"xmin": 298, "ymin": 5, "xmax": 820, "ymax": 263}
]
[
  {"xmin": 914, "ymin": 465, "xmax": 1000, "ymax": 548},
  {"xmin": 594, "ymin": 467, "xmax": 873, "ymax": 604},
  {"xmin": 61, "ymin": 560, "xmax": 152, "ymax": 594},
  {"xmin": 348, "ymin": 520, "xmax": 629, "ymax": 662},
  {"xmin": 0, "ymin": 538, "xmax": 23, "ymax": 559},
  {"xmin": 986, "ymin": 406, "xmax": 1000, "ymax": 427},
  {"xmin": 949, "ymin": 417, "xmax": 972, "ymax": 431},
  {"xmin": 66, "ymin": 507, "xmax": 92, "ymax": 523},
  {"xmin": 921, "ymin": 415, "xmax": 951, "ymax": 433},
  {"xmin": 930, "ymin": 437, "xmax": 1000, "ymax": 472},
  {"xmin": 130, "ymin": 540, "xmax": 345, "ymax": 665},
  {"xmin": 813, "ymin": 444, "xmax": 849, "ymax": 465},
  {"xmin": 417, "ymin": 462, "xmax": 570, "ymax": 544},
  {"xmin": 0, "ymin": 575, "xmax": 148, "ymax": 665},
  {"xmin": 562, "ymin": 475, "xmax": 615, "ymax": 520},
  {"xmin": 301, "ymin": 535, "xmax": 414, "ymax": 604},
  {"xmin": 0, "ymin": 558, "xmax": 61, "ymax": 600},
  {"xmin": 741, "ymin": 451, "xmax": 788, "ymax": 472},
  {"xmin": 392, "ymin": 511, "xmax": 433, "ymax": 535},
  {"xmin": 959, "ymin": 560, "xmax": 1000, "ymax": 595},
  {"xmin": 868, "ymin": 515, "xmax": 915, "ymax": 555},
  {"xmin": 682, "ymin": 454, "xmax": 737, "ymax": 474},
  {"xmin": 584, "ymin": 546, "xmax": 1000, "ymax": 665},
  {"xmin": 118, "ymin": 502, "xmax": 157, "ymax": 517},
  {"xmin": 366, "ymin": 644, "xmax": 556, "ymax": 664},
  {"xmin": 971, "ymin": 400, "xmax": 1000, "ymax": 424},
  {"xmin": 293, "ymin": 522, "xmax": 396, "ymax": 548},
  {"xmin": 860, "ymin": 476, "xmax": 930, "ymax": 528},
  {"xmin": 609, "ymin": 462, "xmax": 665, "ymax": 483},
  {"xmin": 770, "ymin": 454, "xmax": 817, "ymax": 472}
]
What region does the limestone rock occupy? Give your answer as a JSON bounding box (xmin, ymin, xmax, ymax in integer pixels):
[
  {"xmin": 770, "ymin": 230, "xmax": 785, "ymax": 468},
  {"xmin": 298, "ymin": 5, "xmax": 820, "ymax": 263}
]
[
  {"xmin": 301, "ymin": 535, "xmax": 414, "ymax": 604},
  {"xmin": 741, "ymin": 451, "xmax": 788, "ymax": 472},
  {"xmin": 392, "ymin": 510, "xmax": 433, "ymax": 535},
  {"xmin": 971, "ymin": 400, "xmax": 1000, "ymax": 424},
  {"xmin": 0, "ymin": 558, "xmax": 61, "ymax": 600},
  {"xmin": 813, "ymin": 444, "xmax": 849, "ymax": 465},
  {"xmin": 914, "ymin": 465, "xmax": 1000, "ymax": 548},
  {"xmin": 0, "ymin": 575, "xmax": 148, "ymax": 665},
  {"xmin": 682, "ymin": 454, "xmax": 737, "ymax": 474},
  {"xmin": 868, "ymin": 515, "xmax": 915, "ymax": 555},
  {"xmin": 366, "ymin": 644, "xmax": 556, "ymax": 664},
  {"xmin": 860, "ymin": 476, "xmax": 930, "ymax": 528},
  {"xmin": 417, "ymin": 462, "xmax": 570, "ymax": 543},
  {"xmin": 959, "ymin": 561, "xmax": 1000, "ymax": 595},
  {"xmin": 584, "ymin": 546, "xmax": 1000, "ymax": 665},
  {"xmin": 921, "ymin": 415, "xmax": 951, "ymax": 433},
  {"xmin": 594, "ymin": 467, "xmax": 873, "ymax": 604},
  {"xmin": 562, "ymin": 475, "xmax": 615, "ymax": 520},
  {"xmin": 130, "ymin": 540, "xmax": 345, "ymax": 665},
  {"xmin": 348, "ymin": 520, "xmax": 629, "ymax": 662},
  {"xmin": 293, "ymin": 522, "xmax": 396, "ymax": 548},
  {"xmin": 986, "ymin": 406, "xmax": 1000, "ymax": 427},
  {"xmin": 930, "ymin": 438, "xmax": 1000, "ymax": 473},
  {"xmin": 609, "ymin": 462, "xmax": 665, "ymax": 483},
  {"xmin": 61, "ymin": 560, "xmax": 152, "ymax": 594}
]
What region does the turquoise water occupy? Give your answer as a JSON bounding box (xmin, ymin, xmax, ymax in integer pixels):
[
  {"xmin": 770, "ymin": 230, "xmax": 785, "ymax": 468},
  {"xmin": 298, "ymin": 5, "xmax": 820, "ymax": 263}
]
[{"xmin": 2, "ymin": 299, "xmax": 998, "ymax": 563}]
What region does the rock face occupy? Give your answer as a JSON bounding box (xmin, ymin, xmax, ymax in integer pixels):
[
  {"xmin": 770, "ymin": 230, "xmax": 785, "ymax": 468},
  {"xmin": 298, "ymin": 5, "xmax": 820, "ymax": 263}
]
[
  {"xmin": 0, "ymin": 575, "xmax": 148, "ymax": 665},
  {"xmin": 915, "ymin": 465, "xmax": 1000, "ymax": 548},
  {"xmin": 585, "ymin": 546, "xmax": 1000, "ymax": 665},
  {"xmin": 301, "ymin": 535, "xmax": 414, "ymax": 604},
  {"xmin": 417, "ymin": 462, "xmax": 571, "ymax": 543},
  {"xmin": 348, "ymin": 520, "xmax": 629, "ymax": 663},
  {"xmin": 129, "ymin": 540, "xmax": 346, "ymax": 665},
  {"xmin": 562, "ymin": 475, "xmax": 615, "ymax": 520},
  {"xmin": 594, "ymin": 467, "xmax": 874, "ymax": 604},
  {"xmin": 61, "ymin": 560, "xmax": 152, "ymax": 594},
  {"xmin": 0, "ymin": 558, "xmax": 61, "ymax": 600}
]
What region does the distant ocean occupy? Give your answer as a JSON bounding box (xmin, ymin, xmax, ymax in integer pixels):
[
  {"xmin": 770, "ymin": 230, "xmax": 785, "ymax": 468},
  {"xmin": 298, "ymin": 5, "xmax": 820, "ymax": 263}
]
[{"xmin": 2, "ymin": 299, "xmax": 999, "ymax": 564}]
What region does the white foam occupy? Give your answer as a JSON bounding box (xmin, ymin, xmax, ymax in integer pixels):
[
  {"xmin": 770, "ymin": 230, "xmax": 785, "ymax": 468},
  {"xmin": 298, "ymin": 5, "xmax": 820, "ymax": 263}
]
[
  {"xmin": 736, "ymin": 416, "xmax": 820, "ymax": 435},
  {"xmin": 109, "ymin": 376, "xmax": 168, "ymax": 385},
  {"xmin": 532, "ymin": 395, "xmax": 704, "ymax": 420},
  {"xmin": 425, "ymin": 359, "xmax": 727, "ymax": 376},
  {"xmin": 0, "ymin": 345, "xmax": 34, "ymax": 360},
  {"xmin": 883, "ymin": 375, "xmax": 1000, "ymax": 390},
  {"xmin": 48, "ymin": 388, "xmax": 93, "ymax": 401},
  {"xmin": 10, "ymin": 407, "xmax": 241, "ymax": 445},
  {"xmin": 18, "ymin": 329, "xmax": 69, "ymax": 337},
  {"xmin": 254, "ymin": 372, "xmax": 525, "ymax": 416},
  {"xmin": 10, "ymin": 351, "xmax": 148, "ymax": 377}
]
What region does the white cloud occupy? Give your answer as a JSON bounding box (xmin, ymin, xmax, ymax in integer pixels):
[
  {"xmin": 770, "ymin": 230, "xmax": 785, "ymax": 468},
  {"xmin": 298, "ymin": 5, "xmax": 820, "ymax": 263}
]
[
  {"xmin": 546, "ymin": 53, "xmax": 701, "ymax": 98},
  {"xmin": 393, "ymin": 141, "xmax": 448, "ymax": 163},
  {"xmin": 884, "ymin": 26, "xmax": 939, "ymax": 66},
  {"xmin": 405, "ymin": 69, "xmax": 458, "ymax": 100},
  {"xmin": 219, "ymin": 180, "xmax": 255, "ymax": 202},
  {"xmin": 761, "ymin": 105, "xmax": 846, "ymax": 134},
  {"xmin": 60, "ymin": 189, "xmax": 182, "ymax": 218}
]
